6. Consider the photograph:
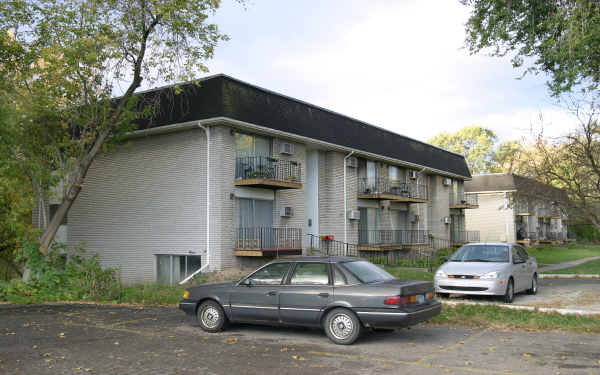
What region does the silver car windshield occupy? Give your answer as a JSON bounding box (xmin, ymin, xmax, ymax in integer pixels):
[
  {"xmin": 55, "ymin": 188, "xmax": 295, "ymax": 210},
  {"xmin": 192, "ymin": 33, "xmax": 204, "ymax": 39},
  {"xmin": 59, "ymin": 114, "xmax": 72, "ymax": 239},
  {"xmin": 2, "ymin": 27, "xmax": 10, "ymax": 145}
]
[
  {"xmin": 341, "ymin": 261, "xmax": 395, "ymax": 283},
  {"xmin": 449, "ymin": 245, "xmax": 510, "ymax": 263}
]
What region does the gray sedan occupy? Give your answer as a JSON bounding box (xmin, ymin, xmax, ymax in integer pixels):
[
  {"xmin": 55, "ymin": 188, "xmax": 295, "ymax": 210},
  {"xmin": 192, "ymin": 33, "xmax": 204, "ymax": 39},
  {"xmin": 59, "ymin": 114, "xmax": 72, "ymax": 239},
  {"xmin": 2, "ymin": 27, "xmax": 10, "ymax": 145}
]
[
  {"xmin": 179, "ymin": 256, "xmax": 441, "ymax": 345},
  {"xmin": 434, "ymin": 243, "xmax": 538, "ymax": 303}
]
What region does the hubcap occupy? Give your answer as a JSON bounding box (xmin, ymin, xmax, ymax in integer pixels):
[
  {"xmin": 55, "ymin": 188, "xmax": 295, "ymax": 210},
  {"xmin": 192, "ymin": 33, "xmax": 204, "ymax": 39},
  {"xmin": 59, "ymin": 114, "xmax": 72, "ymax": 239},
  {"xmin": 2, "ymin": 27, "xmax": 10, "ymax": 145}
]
[
  {"xmin": 202, "ymin": 306, "xmax": 220, "ymax": 328},
  {"xmin": 330, "ymin": 314, "xmax": 354, "ymax": 340}
]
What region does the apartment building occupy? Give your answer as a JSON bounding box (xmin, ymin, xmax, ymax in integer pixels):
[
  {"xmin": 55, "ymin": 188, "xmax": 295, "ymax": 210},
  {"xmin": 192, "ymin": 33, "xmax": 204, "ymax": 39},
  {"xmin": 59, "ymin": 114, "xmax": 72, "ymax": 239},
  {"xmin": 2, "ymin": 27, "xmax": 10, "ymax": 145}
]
[
  {"xmin": 464, "ymin": 174, "xmax": 569, "ymax": 245},
  {"xmin": 37, "ymin": 75, "xmax": 475, "ymax": 284}
]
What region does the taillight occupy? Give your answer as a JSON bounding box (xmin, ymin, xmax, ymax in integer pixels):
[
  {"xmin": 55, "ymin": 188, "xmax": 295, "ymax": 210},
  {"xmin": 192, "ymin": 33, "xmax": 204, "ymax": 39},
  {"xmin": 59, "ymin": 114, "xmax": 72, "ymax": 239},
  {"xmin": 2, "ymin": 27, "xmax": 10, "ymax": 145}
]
[{"xmin": 384, "ymin": 296, "xmax": 410, "ymax": 306}]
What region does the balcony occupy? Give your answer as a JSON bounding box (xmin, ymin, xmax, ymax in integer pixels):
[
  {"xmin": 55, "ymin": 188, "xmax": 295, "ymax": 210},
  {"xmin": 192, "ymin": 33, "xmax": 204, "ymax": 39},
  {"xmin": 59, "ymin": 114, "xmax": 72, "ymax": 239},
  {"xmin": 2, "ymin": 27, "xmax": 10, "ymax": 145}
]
[
  {"xmin": 449, "ymin": 193, "xmax": 479, "ymax": 209},
  {"xmin": 450, "ymin": 230, "xmax": 480, "ymax": 246},
  {"xmin": 235, "ymin": 156, "xmax": 302, "ymax": 189},
  {"xmin": 234, "ymin": 227, "xmax": 303, "ymax": 256},
  {"xmin": 538, "ymin": 232, "xmax": 565, "ymax": 243},
  {"xmin": 357, "ymin": 178, "xmax": 428, "ymax": 203},
  {"xmin": 357, "ymin": 230, "xmax": 429, "ymax": 251},
  {"xmin": 538, "ymin": 207, "xmax": 562, "ymax": 219},
  {"xmin": 515, "ymin": 201, "xmax": 533, "ymax": 216},
  {"xmin": 517, "ymin": 231, "xmax": 538, "ymax": 244}
]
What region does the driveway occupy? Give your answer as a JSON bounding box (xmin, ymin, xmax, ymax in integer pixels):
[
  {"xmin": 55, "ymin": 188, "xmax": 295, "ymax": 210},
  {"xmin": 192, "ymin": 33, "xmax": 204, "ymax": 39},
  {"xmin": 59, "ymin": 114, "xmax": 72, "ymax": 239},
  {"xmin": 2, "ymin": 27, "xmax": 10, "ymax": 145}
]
[
  {"xmin": 1, "ymin": 304, "xmax": 599, "ymax": 375},
  {"xmin": 443, "ymin": 278, "xmax": 600, "ymax": 314}
]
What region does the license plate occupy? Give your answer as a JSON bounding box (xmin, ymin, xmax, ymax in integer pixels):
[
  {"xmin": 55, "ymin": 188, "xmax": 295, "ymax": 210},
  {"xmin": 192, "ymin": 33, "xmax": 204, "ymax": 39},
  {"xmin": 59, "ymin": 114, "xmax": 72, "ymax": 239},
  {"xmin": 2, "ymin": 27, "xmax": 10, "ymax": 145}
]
[{"xmin": 417, "ymin": 294, "xmax": 425, "ymax": 304}]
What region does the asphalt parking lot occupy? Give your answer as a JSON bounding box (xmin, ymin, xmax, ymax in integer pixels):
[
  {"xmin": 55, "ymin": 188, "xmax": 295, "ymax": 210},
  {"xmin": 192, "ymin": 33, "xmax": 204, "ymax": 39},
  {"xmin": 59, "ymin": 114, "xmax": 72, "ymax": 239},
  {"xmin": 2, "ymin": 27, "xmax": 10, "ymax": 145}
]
[{"xmin": 1, "ymin": 304, "xmax": 599, "ymax": 375}]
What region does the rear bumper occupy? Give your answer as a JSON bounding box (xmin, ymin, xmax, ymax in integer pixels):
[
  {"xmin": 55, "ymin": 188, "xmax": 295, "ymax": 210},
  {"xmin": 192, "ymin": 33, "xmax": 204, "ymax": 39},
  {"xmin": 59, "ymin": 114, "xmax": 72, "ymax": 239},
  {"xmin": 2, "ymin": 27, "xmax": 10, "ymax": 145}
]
[
  {"xmin": 179, "ymin": 299, "xmax": 198, "ymax": 316},
  {"xmin": 356, "ymin": 302, "xmax": 442, "ymax": 329}
]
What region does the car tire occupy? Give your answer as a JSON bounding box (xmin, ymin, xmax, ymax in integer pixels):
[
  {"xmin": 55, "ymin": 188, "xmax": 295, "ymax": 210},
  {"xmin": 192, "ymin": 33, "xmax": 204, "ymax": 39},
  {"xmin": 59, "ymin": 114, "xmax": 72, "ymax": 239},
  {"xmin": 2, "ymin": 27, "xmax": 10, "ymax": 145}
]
[
  {"xmin": 436, "ymin": 292, "xmax": 449, "ymax": 299},
  {"xmin": 526, "ymin": 274, "xmax": 538, "ymax": 295},
  {"xmin": 324, "ymin": 308, "xmax": 361, "ymax": 345},
  {"xmin": 503, "ymin": 278, "xmax": 514, "ymax": 304},
  {"xmin": 197, "ymin": 300, "xmax": 228, "ymax": 333}
]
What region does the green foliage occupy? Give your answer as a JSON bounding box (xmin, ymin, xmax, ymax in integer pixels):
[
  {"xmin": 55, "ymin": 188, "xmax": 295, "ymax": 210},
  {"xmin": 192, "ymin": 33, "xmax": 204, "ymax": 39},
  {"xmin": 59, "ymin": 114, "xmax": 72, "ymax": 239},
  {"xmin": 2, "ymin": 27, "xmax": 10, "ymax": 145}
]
[
  {"xmin": 0, "ymin": 241, "xmax": 122, "ymax": 303},
  {"xmin": 382, "ymin": 266, "xmax": 434, "ymax": 281},
  {"xmin": 462, "ymin": 0, "xmax": 600, "ymax": 96},
  {"xmin": 428, "ymin": 126, "xmax": 498, "ymax": 173},
  {"xmin": 570, "ymin": 224, "xmax": 600, "ymax": 242}
]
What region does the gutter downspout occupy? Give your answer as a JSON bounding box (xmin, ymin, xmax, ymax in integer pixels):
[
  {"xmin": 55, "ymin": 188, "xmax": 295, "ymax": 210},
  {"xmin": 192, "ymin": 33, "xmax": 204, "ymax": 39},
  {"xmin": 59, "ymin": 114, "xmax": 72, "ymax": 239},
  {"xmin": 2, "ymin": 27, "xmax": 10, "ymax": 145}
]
[
  {"xmin": 179, "ymin": 121, "xmax": 211, "ymax": 285},
  {"xmin": 343, "ymin": 151, "xmax": 355, "ymax": 253}
]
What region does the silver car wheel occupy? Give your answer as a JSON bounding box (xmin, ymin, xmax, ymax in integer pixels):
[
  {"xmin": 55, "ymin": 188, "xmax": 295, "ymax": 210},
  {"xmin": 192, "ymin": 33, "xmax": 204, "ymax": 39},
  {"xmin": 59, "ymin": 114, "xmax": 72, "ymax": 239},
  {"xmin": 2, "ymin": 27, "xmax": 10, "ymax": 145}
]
[
  {"xmin": 201, "ymin": 306, "xmax": 220, "ymax": 329},
  {"xmin": 329, "ymin": 313, "xmax": 354, "ymax": 340}
]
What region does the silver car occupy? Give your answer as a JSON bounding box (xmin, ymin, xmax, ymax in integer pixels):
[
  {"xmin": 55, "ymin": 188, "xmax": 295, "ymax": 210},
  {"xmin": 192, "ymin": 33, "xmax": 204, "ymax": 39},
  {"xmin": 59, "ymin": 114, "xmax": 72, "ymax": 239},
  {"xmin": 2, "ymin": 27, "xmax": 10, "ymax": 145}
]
[{"xmin": 434, "ymin": 243, "xmax": 538, "ymax": 303}]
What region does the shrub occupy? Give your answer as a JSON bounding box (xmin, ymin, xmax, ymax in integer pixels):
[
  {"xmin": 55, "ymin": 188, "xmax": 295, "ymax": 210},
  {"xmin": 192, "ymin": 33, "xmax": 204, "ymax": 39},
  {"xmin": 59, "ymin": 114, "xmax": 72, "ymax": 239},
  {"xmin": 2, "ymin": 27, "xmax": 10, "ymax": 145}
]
[{"xmin": 0, "ymin": 241, "xmax": 122, "ymax": 303}]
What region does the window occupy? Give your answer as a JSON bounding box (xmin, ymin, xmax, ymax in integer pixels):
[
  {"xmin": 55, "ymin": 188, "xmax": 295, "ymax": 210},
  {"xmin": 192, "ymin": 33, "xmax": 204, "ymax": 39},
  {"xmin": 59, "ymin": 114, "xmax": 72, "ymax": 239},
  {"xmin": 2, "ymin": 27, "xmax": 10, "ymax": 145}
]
[
  {"xmin": 450, "ymin": 245, "xmax": 509, "ymax": 263},
  {"xmin": 247, "ymin": 263, "xmax": 289, "ymax": 285},
  {"xmin": 359, "ymin": 207, "xmax": 381, "ymax": 245},
  {"xmin": 341, "ymin": 261, "xmax": 395, "ymax": 284},
  {"xmin": 156, "ymin": 255, "xmax": 202, "ymax": 284},
  {"xmin": 512, "ymin": 248, "xmax": 524, "ymax": 264},
  {"xmin": 235, "ymin": 132, "xmax": 271, "ymax": 157},
  {"xmin": 516, "ymin": 247, "xmax": 529, "ymax": 260},
  {"xmin": 290, "ymin": 263, "xmax": 329, "ymax": 285},
  {"xmin": 237, "ymin": 198, "xmax": 273, "ymax": 228},
  {"xmin": 334, "ymin": 266, "xmax": 347, "ymax": 286}
]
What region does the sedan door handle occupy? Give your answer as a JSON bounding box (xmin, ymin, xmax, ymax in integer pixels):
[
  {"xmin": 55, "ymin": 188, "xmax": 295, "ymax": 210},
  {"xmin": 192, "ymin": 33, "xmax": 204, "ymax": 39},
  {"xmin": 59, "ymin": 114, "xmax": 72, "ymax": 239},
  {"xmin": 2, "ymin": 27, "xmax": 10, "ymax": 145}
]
[
  {"xmin": 267, "ymin": 291, "xmax": 278, "ymax": 296},
  {"xmin": 318, "ymin": 292, "xmax": 329, "ymax": 298}
]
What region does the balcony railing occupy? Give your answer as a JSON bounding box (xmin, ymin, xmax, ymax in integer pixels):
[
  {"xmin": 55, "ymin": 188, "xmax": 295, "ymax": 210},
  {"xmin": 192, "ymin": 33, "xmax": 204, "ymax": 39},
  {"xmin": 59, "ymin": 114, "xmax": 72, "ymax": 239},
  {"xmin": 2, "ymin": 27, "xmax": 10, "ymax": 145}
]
[
  {"xmin": 515, "ymin": 201, "xmax": 533, "ymax": 215},
  {"xmin": 235, "ymin": 156, "xmax": 302, "ymax": 188},
  {"xmin": 450, "ymin": 193, "xmax": 478, "ymax": 208},
  {"xmin": 517, "ymin": 232, "xmax": 538, "ymax": 241},
  {"xmin": 235, "ymin": 227, "xmax": 302, "ymax": 255},
  {"xmin": 450, "ymin": 230, "xmax": 480, "ymax": 244},
  {"xmin": 538, "ymin": 232, "xmax": 565, "ymax": 241},
  {"xmin": 357, "ymin": 178, "xmax": 428, "ymax": 201},
  {"xmin": 358, "ymin": 230, "xmax": 429, "ymax": 247}
]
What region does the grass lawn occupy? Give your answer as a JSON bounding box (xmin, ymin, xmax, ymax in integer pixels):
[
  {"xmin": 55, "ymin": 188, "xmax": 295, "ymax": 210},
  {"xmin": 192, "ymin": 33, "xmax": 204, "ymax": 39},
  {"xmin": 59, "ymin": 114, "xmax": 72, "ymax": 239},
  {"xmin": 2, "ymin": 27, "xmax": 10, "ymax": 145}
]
[
  {"xmin": 541, "ymin": 258, "xmax": 600, "ymax": 274},
  {"xmin": 527, "ymin": 243, "xmax": 600, "ymax": 265},
  {"xmin": 383, "ymin": 266, "xmax": 434, "ymax": 281},
  {"xmin": 430, "ymin": 304, "xmax": 600, "ymax": 334}
]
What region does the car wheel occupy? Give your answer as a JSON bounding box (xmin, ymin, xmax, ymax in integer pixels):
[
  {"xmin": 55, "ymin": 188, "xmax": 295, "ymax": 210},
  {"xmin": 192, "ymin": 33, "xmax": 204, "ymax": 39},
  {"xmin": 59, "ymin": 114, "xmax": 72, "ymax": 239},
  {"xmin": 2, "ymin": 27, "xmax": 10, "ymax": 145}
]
[
  {"xmin": 503, "ymin": 278, "xmax": 514, "ymax": 304},
  {"xmin": 436, "ymin": 292, "xmax": 449, "ymax": 299},
  {"xmin": 526, "ymin": 274, "xmax": 538, "ymax": 295},
  {"xmin": 324, "ymin": 308, "xmax": 361, "ymax": 345},
  {"xmin": 197, "ymin": 300, "xmax": 228, "ymax": 333}
]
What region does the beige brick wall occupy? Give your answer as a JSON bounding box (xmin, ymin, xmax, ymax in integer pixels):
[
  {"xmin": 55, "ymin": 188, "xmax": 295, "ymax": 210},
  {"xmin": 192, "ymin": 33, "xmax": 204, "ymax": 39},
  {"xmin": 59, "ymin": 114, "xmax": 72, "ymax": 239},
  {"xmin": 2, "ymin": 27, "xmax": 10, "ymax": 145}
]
[{"xmin": 428, "ymin": 175, "xmax": 451, "ymax": 240}]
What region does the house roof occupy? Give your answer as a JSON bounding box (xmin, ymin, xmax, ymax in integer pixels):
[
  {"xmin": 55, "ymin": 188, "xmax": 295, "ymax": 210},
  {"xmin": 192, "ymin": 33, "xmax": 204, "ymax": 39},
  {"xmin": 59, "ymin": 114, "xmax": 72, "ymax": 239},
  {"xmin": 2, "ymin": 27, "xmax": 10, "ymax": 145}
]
[
  {"xmin": 465, "ymin": 174, "xmax": 568, "ymax": 201},
  {"xmin": 136, "ymin": 74, "xmax": 472, "ymax": 179}
]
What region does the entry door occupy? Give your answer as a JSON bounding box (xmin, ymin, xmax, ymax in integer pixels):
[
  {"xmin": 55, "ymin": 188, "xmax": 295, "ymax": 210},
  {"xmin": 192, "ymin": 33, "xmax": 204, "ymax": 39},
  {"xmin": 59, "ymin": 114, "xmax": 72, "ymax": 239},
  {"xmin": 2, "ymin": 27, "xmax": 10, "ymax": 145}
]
[
  {"xmin": 279, "ymin": 263, "xmax": 333, "ymax": 325},
  {"xmin": 230, "ymin": 263, "xmax": 290, "ymax": 323}
]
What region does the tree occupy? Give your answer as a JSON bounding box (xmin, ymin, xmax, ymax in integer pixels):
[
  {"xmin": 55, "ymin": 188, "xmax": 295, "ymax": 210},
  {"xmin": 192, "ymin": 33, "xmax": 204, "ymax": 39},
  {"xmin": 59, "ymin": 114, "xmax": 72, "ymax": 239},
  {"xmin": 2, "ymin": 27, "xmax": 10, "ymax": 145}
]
[
  {"xmin": 428, "ymin": 126, "xmax": 498, "ymax": 174},
  {"xmin": 461, "ymin": 0, "xmax": 600, "ymax": 96},
  {"xmin": 0, "ymin": 0, "xmax": 231, "ymax": 255},
  {"xmin": 525, "ymin": 97, "xmax": 600, "ymax": 231}
]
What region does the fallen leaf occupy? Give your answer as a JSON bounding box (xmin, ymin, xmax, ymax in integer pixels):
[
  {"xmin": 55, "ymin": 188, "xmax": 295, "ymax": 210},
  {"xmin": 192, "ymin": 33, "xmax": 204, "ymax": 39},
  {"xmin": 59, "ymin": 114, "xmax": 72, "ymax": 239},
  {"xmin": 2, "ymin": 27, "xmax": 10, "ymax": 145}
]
[
  {"xmin": 489, "ymin": 347, "xmax": 495, "ymax": 351},
  {"xmin": 560, "ymin": 355, "xmax": 567, "ymax": 360},
  {"xmin": 59, "ymin": 332, "xmax": 65, "ymax": 338},
  {"xmin": 114, "ymin": 341, "xmax": 119, "ymax": 345},
  {"xmin": 458, "ymin": 341, "xmax": 465, "ymax": 345},
  {"xmin": 280, "ymin": 347, "xmax": 288, "ymax": 352},
  {"xmin": 85, "ymin": 368, "xmax": 92, "ymax": 372},
  {"xmin": 44, "ymin": 359, "xmax": 52, "ymax": 363},
  {"xmin": 225, "ymin": 337, "xmax": 238, "ymax": 344},
  {"xmin": 32, "ymin": 345, "xmax": 38, "ymax": 349},
  {"xmin": 444, "ymin": 369, "xmax": 452, "ymax": 373},
  {"xmin": 464, "ymin": 361, "xmax": 472, "ymax": 366},
  {"xmin": 43, "ymin": 353, "xmax": 51, "ymax": 357},
  {"xmin": 522, "ymin": 353, "xmax": 531, "ymax": 358}
]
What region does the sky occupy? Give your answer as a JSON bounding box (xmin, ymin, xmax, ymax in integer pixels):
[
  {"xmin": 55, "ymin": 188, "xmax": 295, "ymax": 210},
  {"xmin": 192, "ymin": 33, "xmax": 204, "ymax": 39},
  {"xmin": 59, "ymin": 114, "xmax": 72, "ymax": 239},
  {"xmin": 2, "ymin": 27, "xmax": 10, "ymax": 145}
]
[{"xmin": 193, "ymin": 0, "xmax": 576, "ymax": 144}]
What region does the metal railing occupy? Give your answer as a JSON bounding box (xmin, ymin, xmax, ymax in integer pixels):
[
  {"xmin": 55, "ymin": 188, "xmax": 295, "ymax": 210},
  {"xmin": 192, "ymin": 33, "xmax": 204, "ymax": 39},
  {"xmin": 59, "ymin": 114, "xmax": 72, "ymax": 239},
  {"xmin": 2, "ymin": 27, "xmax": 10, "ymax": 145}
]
[
  {"xmin": 515, "ymin": 201, "xmax": 532, "ymax": 214},
  {"xmin": 235, "ymin": 156, "xmax": 302, "ymax": 183},
  {"xmin": 450, "ymin": 193, "xmax": 478, "ymax": 207},
  {"xmin": 450, "ymin": 230, "xmax": 480, "ymax": 243},
  {"xmin": 357, "ymin": 178, "xmax": 428, "ymax": 200},
  {"xmin": 538, "ymin": 231, "xmax": 564, "ymax": 241},
  {"xmin": 235, "ymin": 227, "xmax": 302, "ymax": 250},
  {"xmin": 358, "ymin": 230, "xmax": 429, "ymax": 246}
]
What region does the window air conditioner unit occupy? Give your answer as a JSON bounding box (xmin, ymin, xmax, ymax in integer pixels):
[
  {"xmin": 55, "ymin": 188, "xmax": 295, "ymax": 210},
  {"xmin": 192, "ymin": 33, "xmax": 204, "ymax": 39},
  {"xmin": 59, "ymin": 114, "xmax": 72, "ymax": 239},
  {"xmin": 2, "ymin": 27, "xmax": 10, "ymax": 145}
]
[
  {"xmin": 347, "ymin": 210, "xmax": 360, "ymax": 220},
  {"xmin": 346, "ymin": 156, "xmax": 358, "ymax": 168},
  {"xmin": 409, "ymin": 170, "xmax": 418, "ymax": 179},
  {"xmin": 409, "ymin": 214, "xmax": 419, "ymax": 223},
  {"xmin": 280, "ymin": 206, "xmax": 293, "ymax": 217},
  {"xmin": 443, "ymin": 178, "xmax": 451, "ymax": 186},
  {"xmin": 279, "ymin": 142, "xmax": 294, "ymax": 155},
  {"xmin": 443, "ymin": 216, "xmax": 451, "ymax": 224}
]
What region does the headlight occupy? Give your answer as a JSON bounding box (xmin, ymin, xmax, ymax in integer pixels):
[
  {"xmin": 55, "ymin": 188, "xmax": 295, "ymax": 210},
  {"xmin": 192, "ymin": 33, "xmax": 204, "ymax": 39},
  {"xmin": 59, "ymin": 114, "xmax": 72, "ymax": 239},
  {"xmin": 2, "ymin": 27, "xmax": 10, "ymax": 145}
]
[
  {"xmin": 481, "ymin": 271, "xmax": 499, "ymax": 279},
  {"xmin": 435, "ymin": 270, "xmax": 447, "ymax": 278}
]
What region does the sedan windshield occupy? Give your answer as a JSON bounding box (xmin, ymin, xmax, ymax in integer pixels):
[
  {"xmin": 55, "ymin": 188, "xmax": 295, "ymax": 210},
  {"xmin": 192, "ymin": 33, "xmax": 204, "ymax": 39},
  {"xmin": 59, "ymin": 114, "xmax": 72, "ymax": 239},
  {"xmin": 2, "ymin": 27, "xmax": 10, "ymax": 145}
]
[
  {"xmin": 449, "ymin": 245, "xmax": 509, "ymax": 263},
  {"xmin": 341, "ymin": 261, "xmax": 395, "ymax": 283}
]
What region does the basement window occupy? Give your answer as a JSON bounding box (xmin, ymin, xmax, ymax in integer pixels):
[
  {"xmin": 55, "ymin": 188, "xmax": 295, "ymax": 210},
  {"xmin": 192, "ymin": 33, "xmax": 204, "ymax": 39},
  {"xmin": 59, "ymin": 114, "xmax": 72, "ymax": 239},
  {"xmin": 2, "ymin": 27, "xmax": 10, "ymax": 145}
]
[{"xmin": 156, "ymin": 255, "xmax": 202, "ymax": 285}]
